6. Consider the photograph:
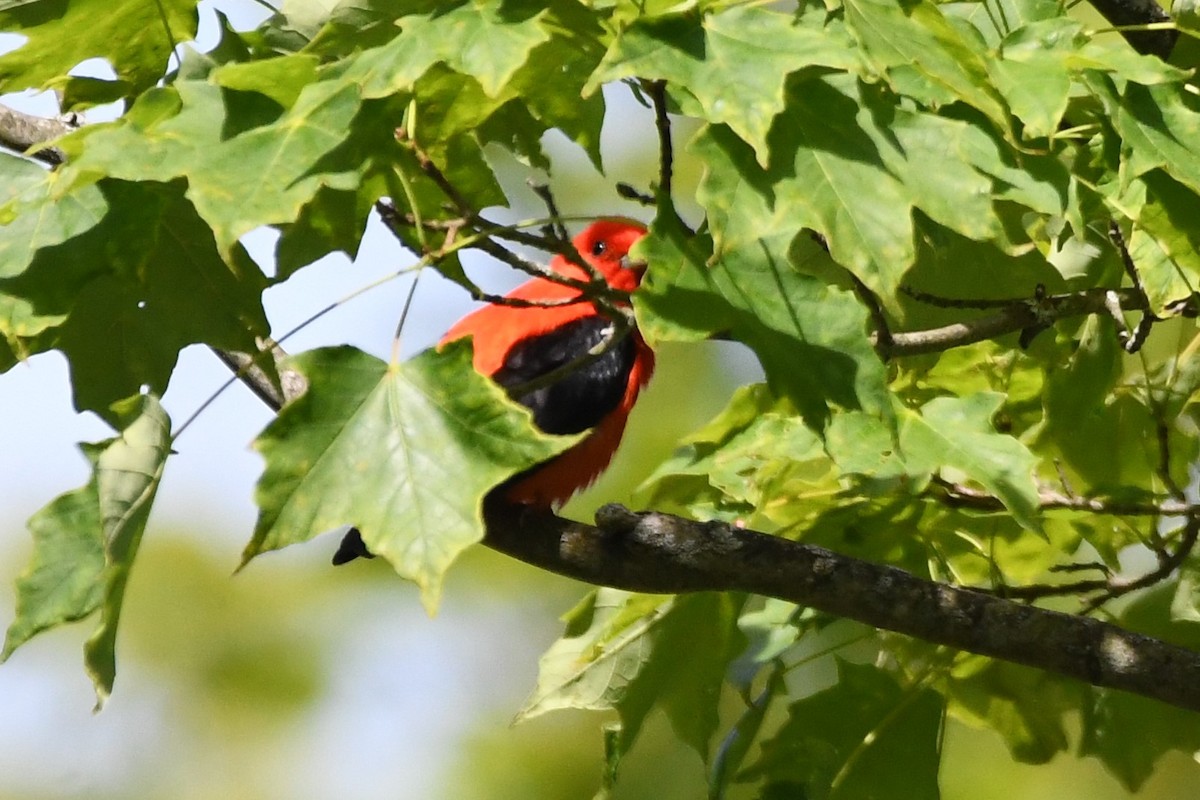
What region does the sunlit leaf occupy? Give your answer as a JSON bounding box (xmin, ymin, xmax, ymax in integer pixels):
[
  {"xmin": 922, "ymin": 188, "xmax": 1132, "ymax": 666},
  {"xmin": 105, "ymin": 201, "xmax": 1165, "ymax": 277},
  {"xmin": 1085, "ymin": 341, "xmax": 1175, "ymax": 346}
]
[
  {"xmin": 899, "ymin": 393, "xmax": 1041, "ymax": 532},
  {"xmin": 341, "ymin": 0, "xmax": 551, "ymax": 98},
  {"xmin": 1095, "ymin": 78, "xmax": 1200, "ymax": 196},
  {"xmin": 246, "ymin": 343, "xmax": 572, "ymax": 610},
  {"xmin": 0, "ymin": 153, "xmax": 107, "ymax": 280},
  {"xmin": 61, "ymin": 79, "xmax": 364, "ymax": 255},
  {"xmin": 0, "ymin": 0, "xmax": 198, "ymax": 103}
]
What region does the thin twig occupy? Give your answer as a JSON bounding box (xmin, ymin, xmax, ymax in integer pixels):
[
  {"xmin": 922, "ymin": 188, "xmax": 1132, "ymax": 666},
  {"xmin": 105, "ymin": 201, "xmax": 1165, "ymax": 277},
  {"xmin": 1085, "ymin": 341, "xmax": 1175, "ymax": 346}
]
[
  {"xmin": 1154, "ymin": 413, "xmax": 1186, "ymax": 500},
  {"xmin": 1108, "ymin": 221, "xmax": 1155, "ymax": 353},
  {"xmin": 901, "ymin": 285, "xmax": 1028, "ymax": 310},
  {"xmin": 877, "ymin": 286, "xmax": 1194, "ymax": 358},
  {"xmin": 645, "ymin": 80, "xmax": 674, "ymax": 201},
  {"xmin": 389, "ymin": 133, "xmax": 608, "ymax": 292},
  {"xmin": 395, "ymin": 126, "xmax": 474, "ymax": 220},
  {"xmin": 616, "ymin": 182, "xmax": 655, "ymax": 207},
  {"xmin": 529, "ymin": 181, "xmax": 570, "ymax": 243},
  {"xmin": 375, "ymin": 199, "xmax": 606, "ymax": 302},
  {"xmin": 930, "ymin": 477, "xmax": 1200, "ymax": 517},
  {"xmin": 848, "ymin": 272, "xmax": 893, "ymax": 352},
  {"xmin": 1078, "ymin": 516, "xmax": 1200, "ymax": 613}
]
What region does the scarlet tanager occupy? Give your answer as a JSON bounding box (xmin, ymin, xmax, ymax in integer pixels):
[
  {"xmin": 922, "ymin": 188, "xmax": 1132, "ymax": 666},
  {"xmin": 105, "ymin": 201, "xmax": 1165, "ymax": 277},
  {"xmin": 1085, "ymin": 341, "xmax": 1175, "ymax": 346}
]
[{"xmin": 333, "ymin": 219, "xmax": 653, "ymax": 565}]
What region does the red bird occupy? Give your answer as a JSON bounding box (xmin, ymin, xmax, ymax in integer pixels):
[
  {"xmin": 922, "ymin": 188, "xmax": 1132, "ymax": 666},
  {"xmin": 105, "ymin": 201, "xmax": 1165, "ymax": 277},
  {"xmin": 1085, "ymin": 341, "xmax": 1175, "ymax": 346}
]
[{"xmin": 334, "ymin": 219, "xmax": 653, "ymax": 564}]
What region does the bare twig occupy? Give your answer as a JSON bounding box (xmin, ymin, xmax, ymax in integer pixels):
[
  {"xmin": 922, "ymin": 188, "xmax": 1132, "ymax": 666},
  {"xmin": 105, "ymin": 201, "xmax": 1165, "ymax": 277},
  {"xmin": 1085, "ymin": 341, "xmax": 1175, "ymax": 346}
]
[
  {"xmin": 209, "ymin": 340, "xmax": 307, "ymax": 413},
  {"xmin": 395, "ymin": 126, "xmax": 474, "ymax": 220},
  {"xmin": 1080, "ymin": 516, "xmax": 1200, "ymax": 613},
  {"xmin": 901, "ymin": 285, "xmax": 1029, "ymax": 310},
  {"xmin": 374, "ymin": 198, "xmax": 602, "ymax": 300},
  {"xmin": 616, "ymin": 182, "xmax": 655, "ymax": 207},
  {"xmin": 931, "ymin": 477, "xmax": 1200, "ymax": 517},
  {"xmin": 1108, "ymin": 222, "xmax": 1155, "ymax": 353},
  {"xmin": 877, "ymin": 286, "xmax": 1193, "ymax": 358},
  {"xmin": 644, "ymin": 80, "xmax": 674, "ymax": 201},
  {"xmin": 1155, "ymin": 413, "xmax": 1186, "ymax": 501},
  {"xmin": 849, "ymin": 272, "xmax": 893, "ymax": 352},
  {"xmin": 389, "ymin": 133, "xmax": 609, "ymax": 292},
  {"xmin": 999, "ymin": 516, "xmax": 1200, "ymax": 607},
  {"xmin": 935, "ymin": 476, "xmax": 1198, "ymax": 606},
  {"xmin": 529, "ymin": 181, "xmax": 570, "ymax": 243}
]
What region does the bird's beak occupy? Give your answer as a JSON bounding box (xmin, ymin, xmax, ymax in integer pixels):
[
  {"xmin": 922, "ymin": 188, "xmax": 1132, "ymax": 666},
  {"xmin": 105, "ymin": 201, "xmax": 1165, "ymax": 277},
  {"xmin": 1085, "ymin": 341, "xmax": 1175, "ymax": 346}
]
[{"xmin": 620, "ymin": 254, "xmax": 648, "ymax": 276}]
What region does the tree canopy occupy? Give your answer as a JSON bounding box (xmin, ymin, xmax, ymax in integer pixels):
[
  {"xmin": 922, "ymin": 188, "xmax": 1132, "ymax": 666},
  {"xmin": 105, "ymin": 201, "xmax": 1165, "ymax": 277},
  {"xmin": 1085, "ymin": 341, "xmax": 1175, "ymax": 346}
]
[{"xmin": 3, "ymin": 0, "xmax": 1200, "ymax": 796}]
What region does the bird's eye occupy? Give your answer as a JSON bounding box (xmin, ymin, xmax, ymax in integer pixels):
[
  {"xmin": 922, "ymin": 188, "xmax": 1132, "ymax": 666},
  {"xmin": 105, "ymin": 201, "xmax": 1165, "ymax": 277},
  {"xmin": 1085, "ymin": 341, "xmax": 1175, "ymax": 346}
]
[{"xmin": 590, "ymin": 240, "xmax": 607, "ymax": 257}]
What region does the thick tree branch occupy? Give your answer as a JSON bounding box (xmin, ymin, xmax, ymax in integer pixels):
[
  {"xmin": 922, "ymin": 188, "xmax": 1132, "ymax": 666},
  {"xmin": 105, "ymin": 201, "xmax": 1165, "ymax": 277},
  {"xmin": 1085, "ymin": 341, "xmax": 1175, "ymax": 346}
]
[
  {"xmin": 0, "ymin": 104, "xmax": 71, "ymax": 165},
  {"xmin": 484, "ymin": 502, "xmax": 1200, "ymax": 713}
]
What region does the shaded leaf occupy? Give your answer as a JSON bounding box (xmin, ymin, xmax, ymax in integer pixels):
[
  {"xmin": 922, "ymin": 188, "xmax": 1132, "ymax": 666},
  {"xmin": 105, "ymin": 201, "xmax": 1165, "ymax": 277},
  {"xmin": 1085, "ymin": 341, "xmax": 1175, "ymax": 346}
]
[
  {"xmin": 1081, "ymin": 583, "xmax": 1200, "ymax": 790},
  {"xmin": 946, "ymin": 655, "xmax": 1079, "ymax": 763},
  {"xmin": 693, "ymin": 74, "xmax": 1013, "ymax": 306},
  {"xmin": 1, "ymin": 465, "xmax": 106, "ymax": 661},
  {"xmin": 519, "ymin": 589, "xmax": 742, "ymax": 769},
  {"xmin": 633, "ymin": 215, "xmax": 732, "ymax": 345},
  {"xmin": 746, "ymin": 660, "xmax": 945, "ymax": 800},
  {"xmin": 49, "ymin": 181, "xmax": 269, "ymax": 418}
]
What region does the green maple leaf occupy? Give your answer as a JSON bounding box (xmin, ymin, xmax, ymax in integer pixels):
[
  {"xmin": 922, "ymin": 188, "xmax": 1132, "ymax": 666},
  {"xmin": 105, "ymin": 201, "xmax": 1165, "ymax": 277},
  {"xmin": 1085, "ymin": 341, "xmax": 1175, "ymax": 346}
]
[
  {"xmin": 245, "ymin": 343, "xmax": 574, "ymax": 611},
  {"xmin": 0, "ymin": 0, "xmax": 199, "ymax": 105}
]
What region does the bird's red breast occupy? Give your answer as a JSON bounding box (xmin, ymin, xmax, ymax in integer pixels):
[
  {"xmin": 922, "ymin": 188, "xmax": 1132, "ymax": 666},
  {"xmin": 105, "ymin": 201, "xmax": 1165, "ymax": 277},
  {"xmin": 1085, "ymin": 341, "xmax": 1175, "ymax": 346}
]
[{"xmin": 441, "ymin": 219, "xmax": 654, "ymax": 508}]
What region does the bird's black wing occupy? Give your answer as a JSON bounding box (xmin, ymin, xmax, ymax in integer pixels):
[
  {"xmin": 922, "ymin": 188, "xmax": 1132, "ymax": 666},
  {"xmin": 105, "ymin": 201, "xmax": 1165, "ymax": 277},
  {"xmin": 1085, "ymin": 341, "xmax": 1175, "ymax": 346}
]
[{"xmin": 492, "ymin": 315, "xmax": 637, "ymax": 435}]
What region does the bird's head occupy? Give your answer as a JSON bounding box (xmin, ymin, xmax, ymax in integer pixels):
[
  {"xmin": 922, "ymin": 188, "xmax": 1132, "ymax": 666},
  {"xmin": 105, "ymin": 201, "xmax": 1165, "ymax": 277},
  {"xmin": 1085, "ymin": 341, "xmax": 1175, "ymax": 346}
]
[{"xmin": 572, "ymin": 219, "xmax": 648, "ymax": 292}]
